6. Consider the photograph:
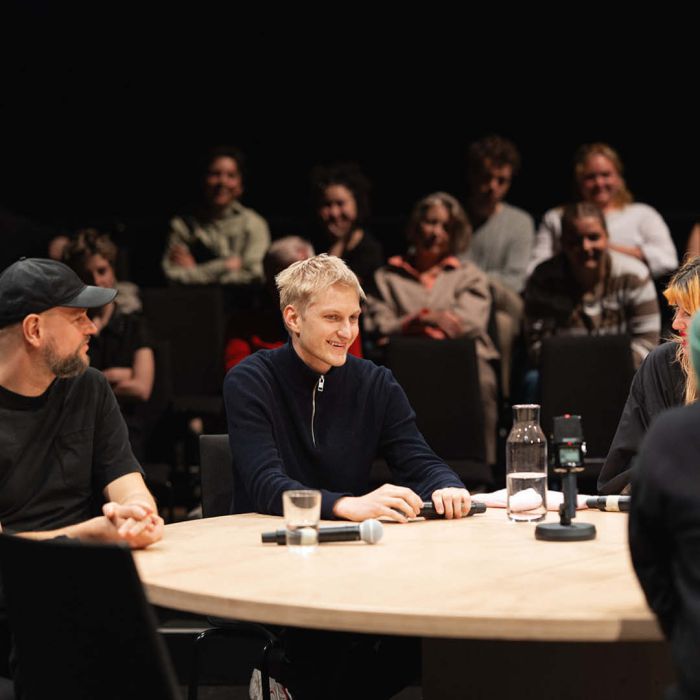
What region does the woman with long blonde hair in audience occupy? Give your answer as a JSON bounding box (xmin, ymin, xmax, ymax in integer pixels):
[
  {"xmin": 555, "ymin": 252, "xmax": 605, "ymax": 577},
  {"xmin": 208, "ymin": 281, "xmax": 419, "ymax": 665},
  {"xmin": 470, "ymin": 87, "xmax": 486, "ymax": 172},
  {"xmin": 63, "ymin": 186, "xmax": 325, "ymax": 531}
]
[
  {"xmin": 599, "ymin": 256, "xmax": 700, "ymax": 494},
  {"xmin": 529, "ymin": 142, "xmax": 678, "ymax": 280}
]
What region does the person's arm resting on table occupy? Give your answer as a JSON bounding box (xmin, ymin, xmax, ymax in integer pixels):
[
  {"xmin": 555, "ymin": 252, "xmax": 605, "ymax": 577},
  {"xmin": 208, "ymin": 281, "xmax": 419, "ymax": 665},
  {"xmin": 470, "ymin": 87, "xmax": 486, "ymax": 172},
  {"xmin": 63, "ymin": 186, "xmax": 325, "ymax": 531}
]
[
  {"xmin": 333, "ymin": 369, "xmax": 471, "ymax": 523},
  {"xmin": 17, "ymin": 473, "xmax": 163, "ymax": 549},
  {"xmin": 332, "ymin": 485, "xmax": 471, "ymax": 522}
]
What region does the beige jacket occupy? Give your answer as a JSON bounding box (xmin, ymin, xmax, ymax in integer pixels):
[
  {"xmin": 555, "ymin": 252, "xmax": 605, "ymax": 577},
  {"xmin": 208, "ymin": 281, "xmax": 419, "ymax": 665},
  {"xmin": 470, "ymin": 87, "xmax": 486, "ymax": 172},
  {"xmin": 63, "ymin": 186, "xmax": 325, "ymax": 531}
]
[{"xmin": 364, "ymin": 256, "xmax": 498, "ymax": 361}]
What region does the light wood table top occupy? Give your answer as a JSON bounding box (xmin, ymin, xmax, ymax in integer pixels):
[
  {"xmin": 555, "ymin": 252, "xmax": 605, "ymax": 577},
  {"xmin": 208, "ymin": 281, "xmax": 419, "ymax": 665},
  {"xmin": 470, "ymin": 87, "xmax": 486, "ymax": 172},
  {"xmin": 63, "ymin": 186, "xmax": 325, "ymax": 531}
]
[{"xmin": 133, "ymin": 509, "xmax": 661, "ymax": 642}]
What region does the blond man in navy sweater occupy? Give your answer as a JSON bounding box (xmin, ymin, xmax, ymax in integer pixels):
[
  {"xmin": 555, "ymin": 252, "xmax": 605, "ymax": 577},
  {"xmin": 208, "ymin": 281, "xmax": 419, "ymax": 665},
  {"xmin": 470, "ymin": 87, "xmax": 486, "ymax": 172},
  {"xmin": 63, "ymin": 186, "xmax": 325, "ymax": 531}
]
[{"xmin": 224, "ymin": 253, "xmax": 471, "ymax": 522}]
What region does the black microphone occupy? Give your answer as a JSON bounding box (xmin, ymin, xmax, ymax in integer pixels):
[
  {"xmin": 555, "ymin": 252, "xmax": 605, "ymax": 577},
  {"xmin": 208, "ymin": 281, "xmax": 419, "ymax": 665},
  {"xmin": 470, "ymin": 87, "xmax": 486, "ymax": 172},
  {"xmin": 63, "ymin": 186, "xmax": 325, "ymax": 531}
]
[
  {"xmin": 419, "ymin": 501, "xmax": 486, "ymax": 519},
  {"xmin": 586, "ymin": 496, "xmax": 630, "ymax": 513},
  {"xmin": 261, "ymin": 519, "xmax": 384, "ymax": 545}
]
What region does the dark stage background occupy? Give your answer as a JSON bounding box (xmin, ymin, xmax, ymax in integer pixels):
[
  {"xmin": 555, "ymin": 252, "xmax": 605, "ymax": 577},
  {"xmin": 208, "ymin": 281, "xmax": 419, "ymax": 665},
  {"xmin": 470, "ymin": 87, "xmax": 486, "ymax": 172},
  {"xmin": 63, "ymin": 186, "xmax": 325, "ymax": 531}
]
[{"xmin": 2, "ymin": 9, "xmax": 698, "ymax": 285}]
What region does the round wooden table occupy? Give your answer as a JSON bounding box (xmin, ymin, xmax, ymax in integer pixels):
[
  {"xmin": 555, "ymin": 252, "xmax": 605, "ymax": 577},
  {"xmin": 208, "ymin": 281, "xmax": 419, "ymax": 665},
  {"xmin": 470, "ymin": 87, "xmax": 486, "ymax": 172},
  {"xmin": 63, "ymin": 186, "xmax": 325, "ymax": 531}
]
[{"xmin": 134, "ymin": 509, "xmax": 672, "ymax": 698}]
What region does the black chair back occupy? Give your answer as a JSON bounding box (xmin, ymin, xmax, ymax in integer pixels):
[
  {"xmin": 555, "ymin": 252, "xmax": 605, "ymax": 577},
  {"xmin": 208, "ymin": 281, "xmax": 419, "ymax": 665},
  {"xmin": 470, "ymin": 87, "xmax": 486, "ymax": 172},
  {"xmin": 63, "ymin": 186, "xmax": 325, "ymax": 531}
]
[
  {"xmin": 384, "ymin": 335, "xmax": 491, "ymax": 488},
  {"xmin": 199, "ymin": 434, "xmax": 234, "ymax": 518},
  {"xmin": 540, "ymin": 335, "xmax": 636, "ymax": 459},
  {"xmin": 195, "ymin": 436, "xmax": 278, "ymax": 700},
  {"xmin": 0, "ymin": 534, "xmax": 180, "ymax": 700},
  {"xmin": 142, "ymin": 287, "xmax": 225, "ymax": 415}
]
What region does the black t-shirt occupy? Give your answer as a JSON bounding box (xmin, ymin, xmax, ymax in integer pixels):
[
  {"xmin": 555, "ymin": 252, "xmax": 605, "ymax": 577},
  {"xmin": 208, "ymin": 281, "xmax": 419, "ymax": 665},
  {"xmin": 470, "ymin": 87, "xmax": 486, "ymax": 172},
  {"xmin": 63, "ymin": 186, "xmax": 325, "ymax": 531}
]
[
  {"xmin": 314, "ymin": 230, "xmax": 385, "ymax": 288},
  {"xmin": 341, "ymin": 232, "xmax": 384, "ymax": 287},
  {"xmin": 0, "ymin": 367, "xmax": 141, "ymax": 533}
]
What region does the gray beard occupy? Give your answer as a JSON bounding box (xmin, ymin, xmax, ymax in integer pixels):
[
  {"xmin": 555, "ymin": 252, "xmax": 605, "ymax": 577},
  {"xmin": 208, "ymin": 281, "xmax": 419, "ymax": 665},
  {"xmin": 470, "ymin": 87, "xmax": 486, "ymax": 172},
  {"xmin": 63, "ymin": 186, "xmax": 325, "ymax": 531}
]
[{"xmin": 43, "ymin": 341, "xmax": 88, "ymax": 379}]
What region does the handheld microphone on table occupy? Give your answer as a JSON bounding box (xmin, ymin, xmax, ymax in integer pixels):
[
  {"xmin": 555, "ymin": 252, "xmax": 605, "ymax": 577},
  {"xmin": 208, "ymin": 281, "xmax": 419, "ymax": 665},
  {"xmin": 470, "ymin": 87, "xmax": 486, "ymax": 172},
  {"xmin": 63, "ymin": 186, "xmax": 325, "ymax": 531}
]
[
  {"xmin": 261, "ymin": 519, "xmax": 383, "ymax": 545},
  {"xmin": 535, "ymin": 415, "xmax": 596, "ymax": 542},
  {"xmin": 419, "ymin": 501, "xmax": 486, "ymax": 519},
  {"xmin": 586, "ymin": 496, "xmax": 630, "ymax": 513}
]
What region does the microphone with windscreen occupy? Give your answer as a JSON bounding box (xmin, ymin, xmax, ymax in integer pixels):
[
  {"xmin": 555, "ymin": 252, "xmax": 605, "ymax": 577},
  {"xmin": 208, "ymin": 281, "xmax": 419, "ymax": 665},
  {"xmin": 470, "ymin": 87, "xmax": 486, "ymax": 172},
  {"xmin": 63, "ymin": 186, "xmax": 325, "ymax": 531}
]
[{"xmin": 261, "ymin": 519, "xmax": 384, "ymax": 545}]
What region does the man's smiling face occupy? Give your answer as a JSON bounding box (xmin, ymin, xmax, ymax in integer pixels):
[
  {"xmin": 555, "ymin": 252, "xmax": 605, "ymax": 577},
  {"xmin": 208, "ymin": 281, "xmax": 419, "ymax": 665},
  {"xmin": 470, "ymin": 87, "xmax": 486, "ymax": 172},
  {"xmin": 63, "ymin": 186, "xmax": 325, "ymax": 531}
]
[{"xmin": 284, "ymin": 282, "xmax": 361, "ymax": 374}]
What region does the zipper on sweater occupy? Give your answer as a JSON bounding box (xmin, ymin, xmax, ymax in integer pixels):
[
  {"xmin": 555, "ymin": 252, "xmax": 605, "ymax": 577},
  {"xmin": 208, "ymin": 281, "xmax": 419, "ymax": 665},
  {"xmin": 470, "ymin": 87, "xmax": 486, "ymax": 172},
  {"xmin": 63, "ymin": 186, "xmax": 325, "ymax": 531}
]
[{"xmin": 311, "ymin": 375, "xmax": 325, "ymax": 447}]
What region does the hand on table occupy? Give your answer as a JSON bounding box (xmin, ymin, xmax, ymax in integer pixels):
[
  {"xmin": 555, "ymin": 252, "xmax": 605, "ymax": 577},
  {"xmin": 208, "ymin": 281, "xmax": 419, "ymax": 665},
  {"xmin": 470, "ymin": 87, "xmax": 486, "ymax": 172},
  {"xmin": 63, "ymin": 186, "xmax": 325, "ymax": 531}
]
[
  {"xmin": 431, "ymin": 487, "xmax": 471, "ymax": 519},
  {"xmin": 333, "ymin": 484, "xmax": 424, "ymax": 523},
  {"xmin": 102, "ymin": 500, "xmax": 164, "ymax": 548}
]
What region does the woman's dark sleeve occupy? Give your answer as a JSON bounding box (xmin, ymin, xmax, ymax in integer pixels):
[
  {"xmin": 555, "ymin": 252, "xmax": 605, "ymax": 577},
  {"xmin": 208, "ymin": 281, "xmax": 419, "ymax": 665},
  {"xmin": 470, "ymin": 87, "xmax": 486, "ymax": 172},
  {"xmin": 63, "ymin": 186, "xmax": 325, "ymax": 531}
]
[
  {"xmin": 597, "ymin": 378, "xmax": 646, "ymax": 494},
  {"xmin": 598, "ymin": 343, "xmax": 681, "ymax": 495}
]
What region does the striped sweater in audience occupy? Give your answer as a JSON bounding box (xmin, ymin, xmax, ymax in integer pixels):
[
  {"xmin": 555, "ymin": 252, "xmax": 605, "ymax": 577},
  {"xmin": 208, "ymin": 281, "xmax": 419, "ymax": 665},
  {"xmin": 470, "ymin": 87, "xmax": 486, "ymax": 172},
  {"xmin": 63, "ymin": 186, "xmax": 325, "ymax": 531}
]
[{"xmin": 524, "ymin": 250, "xmax": 661, "ymax": 368}]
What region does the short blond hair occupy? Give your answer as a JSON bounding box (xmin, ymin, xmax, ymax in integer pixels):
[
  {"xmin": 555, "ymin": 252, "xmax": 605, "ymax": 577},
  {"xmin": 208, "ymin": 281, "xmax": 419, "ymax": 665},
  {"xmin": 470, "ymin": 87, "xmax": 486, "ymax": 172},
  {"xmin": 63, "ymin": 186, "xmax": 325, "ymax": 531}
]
[{"xmin": 275, "ymin": 254, "xmax": 366, "ymax": 314}]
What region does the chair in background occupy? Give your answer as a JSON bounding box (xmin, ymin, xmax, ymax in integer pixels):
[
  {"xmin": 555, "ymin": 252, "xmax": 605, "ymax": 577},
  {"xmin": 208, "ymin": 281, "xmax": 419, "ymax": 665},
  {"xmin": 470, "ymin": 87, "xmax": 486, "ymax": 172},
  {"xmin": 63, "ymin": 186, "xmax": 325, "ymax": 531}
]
[
  {"xmin": 199, "ymin": 434, "xmax": 235, "ymax": 519},
  {"xmin": 382, "ymin": 335, "xmax": 493, "ymax": 490},
  {"xmin": 141, "ymin": 287, "xmax": 226, "ymax": 419},
  {"xmin": 141, "ymin": 287, "xmax": 228, "ymax": 510},
  {"xmin": 540, "ymin": 335, "xmax": 636, "ymax": 489},
  {"xmin": 0, "ymin": 534, "xmax": 180, "ymax": 700},
  {"xmin": 191, "ymin": 434, "xmax": 279, "ymax": 700}
]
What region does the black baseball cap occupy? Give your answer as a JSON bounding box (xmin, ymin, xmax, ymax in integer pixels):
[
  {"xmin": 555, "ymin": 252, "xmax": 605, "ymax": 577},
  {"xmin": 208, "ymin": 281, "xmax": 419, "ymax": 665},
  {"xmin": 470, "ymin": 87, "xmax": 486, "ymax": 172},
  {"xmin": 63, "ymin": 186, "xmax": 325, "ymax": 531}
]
[{"xmin": 0, "ymin": 258, "xmax": 117, "ymax": 329}]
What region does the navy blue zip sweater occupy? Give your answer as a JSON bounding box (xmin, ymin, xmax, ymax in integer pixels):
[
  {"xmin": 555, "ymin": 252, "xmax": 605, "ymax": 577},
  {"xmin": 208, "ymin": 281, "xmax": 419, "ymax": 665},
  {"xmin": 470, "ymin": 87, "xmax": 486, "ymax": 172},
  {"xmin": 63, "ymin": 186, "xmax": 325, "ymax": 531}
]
[{"xmin": 224, "ymin": 341, "xmax": 465, "ymax": 519}]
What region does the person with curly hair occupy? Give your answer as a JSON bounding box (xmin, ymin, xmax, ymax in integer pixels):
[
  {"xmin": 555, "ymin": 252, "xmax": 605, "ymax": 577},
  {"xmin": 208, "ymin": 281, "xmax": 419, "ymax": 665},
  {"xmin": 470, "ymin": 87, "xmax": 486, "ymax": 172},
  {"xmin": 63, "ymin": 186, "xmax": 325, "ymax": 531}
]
[{"xmin": 310, "ymin": 162, "xmax": 384, "ymax": 286}]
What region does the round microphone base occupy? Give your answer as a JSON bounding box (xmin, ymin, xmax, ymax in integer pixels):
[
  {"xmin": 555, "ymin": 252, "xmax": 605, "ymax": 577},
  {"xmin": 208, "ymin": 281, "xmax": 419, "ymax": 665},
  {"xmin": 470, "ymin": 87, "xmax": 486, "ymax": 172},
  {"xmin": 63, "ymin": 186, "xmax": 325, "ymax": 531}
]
[{"xmin": 535, "ymin": 522, "xmax": 597, "ymax": 541}]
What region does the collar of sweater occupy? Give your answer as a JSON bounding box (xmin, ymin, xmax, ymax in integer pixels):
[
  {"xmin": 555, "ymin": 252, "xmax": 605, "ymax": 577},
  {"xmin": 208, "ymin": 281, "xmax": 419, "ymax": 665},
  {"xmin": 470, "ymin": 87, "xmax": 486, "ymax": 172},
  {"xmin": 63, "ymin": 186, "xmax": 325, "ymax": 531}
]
[{"xmin": 277, "ymin": 340, "xmax": 341, "ymax": 392}]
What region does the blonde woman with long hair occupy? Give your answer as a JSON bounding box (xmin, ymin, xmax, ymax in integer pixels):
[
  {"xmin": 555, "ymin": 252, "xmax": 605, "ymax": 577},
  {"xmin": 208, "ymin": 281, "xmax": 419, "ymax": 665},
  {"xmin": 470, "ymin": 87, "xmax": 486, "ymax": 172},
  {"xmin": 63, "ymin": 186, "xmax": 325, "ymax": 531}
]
[
  {"xmin": 529, "ymin": 142, "xmax": 678, "ymax": 279},
  {"xmin": 599, "ymin": 257, "xmax": 700, "ymax": 494}
]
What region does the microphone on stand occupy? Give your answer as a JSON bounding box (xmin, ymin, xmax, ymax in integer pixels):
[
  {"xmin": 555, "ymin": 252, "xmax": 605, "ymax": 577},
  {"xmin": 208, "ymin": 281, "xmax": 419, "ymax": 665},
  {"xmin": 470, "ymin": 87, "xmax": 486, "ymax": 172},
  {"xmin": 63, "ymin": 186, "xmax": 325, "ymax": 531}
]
[{"xmin": 261, "ymin": 519, "xmax": 384, "ymax": 545}]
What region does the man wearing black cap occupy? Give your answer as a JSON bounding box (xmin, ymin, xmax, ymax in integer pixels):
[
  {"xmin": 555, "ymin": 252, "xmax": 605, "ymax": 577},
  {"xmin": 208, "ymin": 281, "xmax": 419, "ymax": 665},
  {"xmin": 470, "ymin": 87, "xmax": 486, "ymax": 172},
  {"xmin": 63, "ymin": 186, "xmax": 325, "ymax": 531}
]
[
  {"xmin": 0, "ymin": 258, "xmax": 163, "ymax": 546},
  {"xmin": 0, "ymin": 258, "xmax": 164, "ymax": 690}
]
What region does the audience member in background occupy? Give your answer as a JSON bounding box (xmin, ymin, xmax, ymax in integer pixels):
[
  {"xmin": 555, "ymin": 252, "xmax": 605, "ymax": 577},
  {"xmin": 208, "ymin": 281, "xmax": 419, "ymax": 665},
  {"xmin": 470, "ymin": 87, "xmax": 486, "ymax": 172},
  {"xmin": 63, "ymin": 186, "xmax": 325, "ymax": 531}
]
[
  {"xmin": 463, "ymin": 134, "xmax": 534, "ymax": 293},
  {"xmin": 162, "ymin": 145, "xmax": 270, "ymax": 286},
  {"xmin": 64, "ymin": 230, "xmax": 155, "ymax": 462},
  {"xmin": 462, "ymin": 134, "xmax": 534, "ymax": 396},
  {"xmin": 364, "ymin": 192, "xmax": 499, "ymax": 464},
  {"xmin": 529, "ymin": 143, "xmax": 678, "ymax": 280},
  {"xmin": 525, "ymin": 202, "xmax": 660, "ymax": 375},
  {"xmin": 599, "ymin": 257, "xmax": 700, "ymax": 494},
  {"xmin": 629, "ymin": 310, "xmax": 700, "ymax": 700},
  {"xmin": 310, "ymin": 162, "xmax": 384, "ymax": 286},
  {"xmin": 47, "ymin": 234, "xmax": 71, "ymax": 262}
]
